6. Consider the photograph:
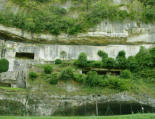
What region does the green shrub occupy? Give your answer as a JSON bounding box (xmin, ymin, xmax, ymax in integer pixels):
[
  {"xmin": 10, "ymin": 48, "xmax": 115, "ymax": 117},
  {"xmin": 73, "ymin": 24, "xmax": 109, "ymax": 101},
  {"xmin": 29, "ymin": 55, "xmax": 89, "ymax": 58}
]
[
  {"xmin": 55, "ymin": 59, "xmax": 62, "ymax": 64},
  {"xmin": 59, "ymin": 67, "xmax": 74, "ymax": 80},
  {"xmin": 136, "ymin": 46, "xmax": 152, "ymax": 68},
  {"xmin": 138, "ymin": 68, "xmax": 155, "ymax": 80},
  {"xmin": 44, "ymin": 65, "xmax": 53, "ymax": 74},
  {"xmin": 90, "ymin": 61, "xmax": 102, "ymax": 68},
  {"xmin": 150, "ymin": 47, "xmax": 155, "ymax": 66},
  {"xmin": 0, "ymin": 58, "xmax": 9, "ymax": 73},
  {"xmin": 97, "ymin": 50, "xmax": 108, "ymax": 58},
  {"xmin": 97, "ymin": 50, "xmax": 108, "ymax": 67},
  {"xmin": 120, "ymin": 70, "xmax": 132, "ymax": 79},
  {"xmin": 85, "ymin": 71, "xmax": 101, "ymax": 87},
  {"xmin": 49, "ymin": 73, "xmax": 58, "ymax": 84},
  {"xmin": 74, "ymin": 73, "xmax": 86, "ymax": 83},
  {"xmin": 75, "ymin": 52, "xmax": 87, "ymax": 68},
  {"xmin": 106, "ymin": 58, "xmax": 115, "ymax": 69},
  {"xmin": 127, "ymin": 56, "xmax": 139, "ymax": 71},
  {"xmin": 86, "ymin": 60, "xmax": 95, "ymax": 67},
  {"xmin": 99, "ymin": 75, "xmax": 130, "ymax": 91},
  {"xmin": 29, "ymin": 72, "xmax": 38, "ymax": 80},
  {"xmin": 116, "ymin": 50, "xmax": 127, "ymax": 69}
]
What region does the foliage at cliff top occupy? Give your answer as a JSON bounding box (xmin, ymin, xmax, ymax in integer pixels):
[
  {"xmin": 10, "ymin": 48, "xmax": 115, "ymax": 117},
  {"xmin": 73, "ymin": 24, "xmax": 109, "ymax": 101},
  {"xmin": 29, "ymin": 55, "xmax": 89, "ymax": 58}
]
[{"xmin": 0, "ymin": 0, "xmax": 154, "ymax": 35}]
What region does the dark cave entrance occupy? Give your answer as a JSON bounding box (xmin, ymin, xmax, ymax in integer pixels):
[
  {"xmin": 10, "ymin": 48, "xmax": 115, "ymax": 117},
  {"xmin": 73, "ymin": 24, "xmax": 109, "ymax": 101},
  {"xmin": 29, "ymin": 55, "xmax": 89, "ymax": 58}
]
[
  {"xmin": 0, "ymin": 82, "xmax": 11, "ymax": 87},
  {"xmin": 15, "ymin": 52, "xmax": 34, "ymax": 59},
  {"xmin": 54, "ymin": 101, "xmax": 155, "ymax": 116}
]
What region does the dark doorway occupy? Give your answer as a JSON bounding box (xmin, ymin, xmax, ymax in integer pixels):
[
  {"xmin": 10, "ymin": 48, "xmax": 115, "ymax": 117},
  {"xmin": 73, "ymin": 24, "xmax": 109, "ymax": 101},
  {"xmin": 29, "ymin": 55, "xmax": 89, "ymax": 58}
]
[
  {"xmin": 0, "ymin": 82, "xmax": 11, "ymax": 87},
  {"xmin": 15, "ymin": 52, "xmax": 34, "ymax": 59}
]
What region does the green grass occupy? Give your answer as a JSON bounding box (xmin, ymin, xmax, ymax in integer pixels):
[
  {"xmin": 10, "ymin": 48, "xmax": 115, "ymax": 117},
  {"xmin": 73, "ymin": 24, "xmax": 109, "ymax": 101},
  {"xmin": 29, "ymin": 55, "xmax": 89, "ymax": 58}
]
[
  {"xmin": 0, "ymin": 114, "xmax": 155, "ymax": 119},
  {"xmin": 0, "ymin": 87, "xmax": 23, "ymax": 91}
]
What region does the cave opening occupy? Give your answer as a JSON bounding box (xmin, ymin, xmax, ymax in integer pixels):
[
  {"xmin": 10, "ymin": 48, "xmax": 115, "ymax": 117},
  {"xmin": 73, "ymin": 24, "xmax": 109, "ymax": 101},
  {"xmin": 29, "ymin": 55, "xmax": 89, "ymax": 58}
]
[
  {"xmin": 15, "ymin": 52, "xmax": 34, "ymax": 59},
  {"xmin": 0, "ymin": 82, "xmax": 11, "ymax": 87},
  {"xmin": 54, "ymin": 102, "xmax": 155, "ymax": 116}
]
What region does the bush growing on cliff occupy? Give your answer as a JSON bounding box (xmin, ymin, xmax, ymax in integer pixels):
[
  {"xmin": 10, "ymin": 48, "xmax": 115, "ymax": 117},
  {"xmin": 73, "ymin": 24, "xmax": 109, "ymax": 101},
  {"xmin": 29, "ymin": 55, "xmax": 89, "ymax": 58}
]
[
  {"xmin": 44, "ymin": 65, "xmax": 53, "ymax": 74},
  {"xmin": 29, "ymin": 72, "xmax": 38, "ymax": 80},
  {"xmin": 49, "ymin": 73, "xmax": 58, "ymax": 84},
  {"xmin": 55, "ymin": 59, "xmax": 62, "ymax": 64},
  {"xmin": 59, "ymin": 67, "xmax": 74, "ymax": 80},
  {"xmin": 136, "ymin": 46, "xmax": 152, "ymax": 68},
  {"xmin": 127, "ymin": 56, "xmax": 139, "ymax": 71},
  {"xmin": 138, "ymin": 68, "xmax": 155, "ymax": 81},
  {"xmin": 74, "ymin": 53, "xmax": 87, "ymax": 68},
  {"xmin": 106, "ymin": 58, "xmax": 116, "ymax": 69},
  {"xmin": 74, "ymin": 73, "xmax": 86, "ymax": 83},
  {"xmin": 150, "ymin": 47, "xmax": 155, "ymax": 66},
  {"xmin": 120, "ymin": 70, "xmax": 132, "ymax": 79},
  {"xmin": 89, "ymin": 61, "xmax": 103, "ymax": 68},
  {"xmin": 85, "ymin": 71, "xmax": 101, "ymax": 87},
  {"xmin": 0, "ymin": 58, "xmax": 9, "ymax": 73},
  {"xmin": 97, "ymin": 50, "xmax": 108, "ymax": 67},
  {"xmin": 116, "ymin": 50, "xmax": 127, "ymax": 69},
  {"xmin": 99, "ymin": 75, "xmax": 130, "ymax": 91}
]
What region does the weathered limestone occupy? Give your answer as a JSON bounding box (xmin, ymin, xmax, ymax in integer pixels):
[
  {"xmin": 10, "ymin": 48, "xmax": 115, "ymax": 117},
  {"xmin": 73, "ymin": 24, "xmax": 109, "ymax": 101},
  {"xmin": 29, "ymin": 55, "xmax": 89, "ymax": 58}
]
[
  {"xmin": 0, "ymin": 92, "xmax": 154, "ymax": 116},
  {"xmin": 0, "ymin": 69, "xmax": 28, "ymax": 88},
  {"xmin": 0, "ymin": 21, "xmax": 154, "ymax": 44},
  {"xmin": 2, "ymin": 40, "xmax": 154, "ymax": 71}
]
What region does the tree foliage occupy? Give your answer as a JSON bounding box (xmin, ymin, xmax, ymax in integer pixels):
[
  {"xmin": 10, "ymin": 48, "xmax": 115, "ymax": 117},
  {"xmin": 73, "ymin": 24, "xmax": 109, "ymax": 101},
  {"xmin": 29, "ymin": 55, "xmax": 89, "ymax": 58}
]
[
  {"xmin": 75, "ymin": 52, "xmax": 87, "ymax": 68},
  {"xmin": 0, "ymin": 59, "xmax": 9, "ymax": 73}
]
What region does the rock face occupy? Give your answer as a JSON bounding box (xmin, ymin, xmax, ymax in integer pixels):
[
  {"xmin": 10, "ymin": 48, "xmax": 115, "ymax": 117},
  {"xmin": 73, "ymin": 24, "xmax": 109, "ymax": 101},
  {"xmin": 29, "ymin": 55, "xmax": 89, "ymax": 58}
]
[
  {"xmin": 0, "ymin": 0, "xmax": 154, "ymax": 116},
  {"xmin": 0, "ymin": 21, "xmax": 155, "ymax": 44},
  {"xmin": 0, "ymin": 0, "xmax": 154, "ymax": 44},
  {"xmin": 0, "ymin": 69, "xmax": 28, "ymax": 88},
  {"xmin": 0, "ymin": 92, "xmax": 155, "ymax": 116},
  {"xmin": 1, "ymin": 40, "xmax": 154, "ymax": 71}
]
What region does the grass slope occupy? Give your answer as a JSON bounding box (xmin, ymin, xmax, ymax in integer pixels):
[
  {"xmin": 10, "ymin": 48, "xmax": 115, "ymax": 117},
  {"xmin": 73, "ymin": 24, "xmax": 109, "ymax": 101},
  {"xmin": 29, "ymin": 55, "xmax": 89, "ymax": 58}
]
[{"xmin": 0, "ymin": 114, "xmax": 155, "ymax": 119}]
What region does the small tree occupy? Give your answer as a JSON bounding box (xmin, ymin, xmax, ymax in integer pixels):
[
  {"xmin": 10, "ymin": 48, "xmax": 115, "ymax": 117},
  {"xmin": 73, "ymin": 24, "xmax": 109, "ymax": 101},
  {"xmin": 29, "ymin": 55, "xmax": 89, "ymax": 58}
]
[
  {"xmin": 0, "ymin": 58, "xmax": 9, "ymax": 73},
  {"xmin": 116, "ymin": 50, "xmax": 127, "ymax": 69},
  {"xmin": 97, "ymin": 50, "xmax": 108, "ymax": 67},
  {"xmin": 76, "ymin": 52, "xmax": 87, "ymax": 68},
  {"xmin": 106, "ymin": 58, "xmax": 115, "ymax": 69},
  {"xmin": 60, "ymin": 51, "xmax": 67, "ymax": 61},
  {"xmin": 136, "ymin": 46, "xmax": 152, "ymax": 68}
]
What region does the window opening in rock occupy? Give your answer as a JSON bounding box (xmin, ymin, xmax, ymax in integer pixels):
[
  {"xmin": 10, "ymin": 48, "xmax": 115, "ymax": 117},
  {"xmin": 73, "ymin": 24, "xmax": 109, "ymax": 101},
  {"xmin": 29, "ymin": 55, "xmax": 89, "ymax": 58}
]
[{"xmin": 15, "ymin": 52, "xmax": 34, "ymax": 59}]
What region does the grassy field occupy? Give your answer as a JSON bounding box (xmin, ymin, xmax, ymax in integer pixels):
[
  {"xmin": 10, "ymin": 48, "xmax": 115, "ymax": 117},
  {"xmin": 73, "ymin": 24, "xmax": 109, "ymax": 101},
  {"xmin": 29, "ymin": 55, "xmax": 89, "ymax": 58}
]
[{"xmin": 0, "ymin": 114, "xmax": 155, "ymax": 119}]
